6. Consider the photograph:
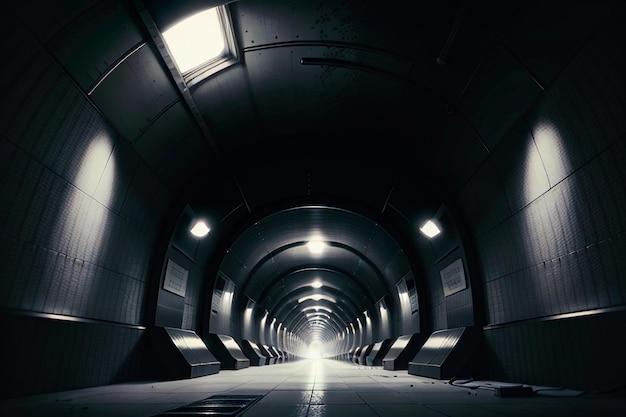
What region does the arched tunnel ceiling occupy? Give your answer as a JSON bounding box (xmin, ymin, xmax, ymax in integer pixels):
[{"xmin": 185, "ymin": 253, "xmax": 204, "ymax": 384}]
[
  {"xmin": 6, "ymin": 0, "xmax": 620, "ymax": 346},
  {"xmin": 217, "ymin": 206, "xmax": 410, "ymax": 342},
  {"xmin": 17, "ymin": 0, "xmax": 595, "ymax": 189}
]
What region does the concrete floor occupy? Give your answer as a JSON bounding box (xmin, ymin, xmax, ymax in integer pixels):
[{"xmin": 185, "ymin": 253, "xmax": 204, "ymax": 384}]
[{"xmin": 1, "ymin": 359, "xmax": 625, "ymax": 416}]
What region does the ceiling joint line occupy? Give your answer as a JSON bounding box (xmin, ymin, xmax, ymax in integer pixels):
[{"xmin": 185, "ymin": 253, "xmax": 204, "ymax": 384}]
[
  {"xmin": 232, "ymin": 172, "xmax": 252, "ymax": 213},
  {"xmin": 87, "ymin": 41, "xmax": 146, "ymax": 96},
  {"xmin": 382, "ymin": 173, "xmax": 400, "ymax": 214},
  {"xmin": 131, "ymin": 0, "xmax": 223, "ymax": 160}
]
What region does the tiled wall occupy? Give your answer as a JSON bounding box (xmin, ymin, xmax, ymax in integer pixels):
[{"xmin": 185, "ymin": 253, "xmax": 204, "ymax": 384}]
[
  {"xmin": 1, "ymin": 314, "xmax": 146, "ymax": 398},
  {"xmin": 458, "ymin": 3, "xmax": 625, "ymax": 388},
  {"xmin": 0, "ymin": 10, "xmax": 171, "ymax": 396}
]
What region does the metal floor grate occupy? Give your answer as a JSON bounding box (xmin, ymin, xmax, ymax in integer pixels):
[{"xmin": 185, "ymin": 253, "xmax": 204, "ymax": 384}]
[{"xmin": 153, "ymin": 394, "xmax": 263, "ymax": 416}]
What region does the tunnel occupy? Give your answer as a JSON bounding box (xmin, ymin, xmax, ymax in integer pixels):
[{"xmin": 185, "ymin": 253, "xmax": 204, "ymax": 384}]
[{"xmin": 1, "ymin": 0, "xmax": 625, "ymax": 416}]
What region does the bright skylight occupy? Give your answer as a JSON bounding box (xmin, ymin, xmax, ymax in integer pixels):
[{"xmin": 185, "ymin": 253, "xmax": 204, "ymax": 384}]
[{"xmin": 162, "ymin": 8, "xmax": 225, "ymax": 73}]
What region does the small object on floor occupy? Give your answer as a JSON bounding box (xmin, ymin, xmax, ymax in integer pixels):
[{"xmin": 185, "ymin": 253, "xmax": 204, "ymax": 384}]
[{"xmin": 494, "ymin": 386, "xmax": 534, "ymax": 397}]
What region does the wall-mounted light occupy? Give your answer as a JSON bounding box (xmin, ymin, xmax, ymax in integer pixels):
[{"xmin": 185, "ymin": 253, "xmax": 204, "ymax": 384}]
[
  {"xmin": 190, "ymin": 220, "xmax": 210, "ymax": 237},
  {"xmin": 419, "ymin": 219, "xmax": 441, "ymax": 238}
]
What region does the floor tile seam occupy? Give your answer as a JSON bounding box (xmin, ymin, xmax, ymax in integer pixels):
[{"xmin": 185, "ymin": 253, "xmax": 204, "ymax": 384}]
[
  {"xmin": 354, "ymin": 391, "xmax": 389, "ymax": 414},
  {"xmin": 420, "ymin": 403, "xmax": 460, "ymax": 416}
]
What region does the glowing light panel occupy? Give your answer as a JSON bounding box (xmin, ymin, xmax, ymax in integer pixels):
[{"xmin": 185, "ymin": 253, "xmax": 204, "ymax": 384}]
[
  {"xmin": 190, "ymin": 220, "xmax": 210, "ymax": 237},
  {"xmin": 419, "ymin": 220, "xmax": 441, "ymax": 238},
  {"xmin": 302, "ymin": 306, "xmax": 332, "ymax": 313},
  {"xmin": 162, "ymin": 8, "xmax": 225, "ymax": 73},
  {"xmin": 298, "ymin": 294, "xmax": 336, "ymax": 303}
]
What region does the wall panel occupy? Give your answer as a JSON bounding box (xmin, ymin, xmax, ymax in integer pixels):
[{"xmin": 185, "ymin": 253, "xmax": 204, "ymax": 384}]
[{"xmin": 0, "ymin": 6, "xmax": 171, "ymax": 396}]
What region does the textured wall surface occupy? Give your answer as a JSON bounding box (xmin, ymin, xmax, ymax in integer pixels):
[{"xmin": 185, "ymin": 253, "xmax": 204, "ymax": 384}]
[
  {"xmin": 458, "ymin": 3, "xmax": 626, "ymax": 388},
  {"xmin": 0, "ymin": 11, "xmax": 171, "ymax": 397}
]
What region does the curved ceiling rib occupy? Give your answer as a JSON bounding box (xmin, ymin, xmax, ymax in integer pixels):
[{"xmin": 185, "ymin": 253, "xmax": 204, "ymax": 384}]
[
  {"xmin": 270, "ymin": 286, "xmax": 363, "ymax": 328},
  {"xmin": 258, "ymin": 267, "xmax": 373, "ymax": 310},
  {"xmin": 249, "ymin": 250, "xmax": 384, "ymax": 306},
  {"xmin": 214, "ymin": 205, "xmax": 415, "ymax": 346}
]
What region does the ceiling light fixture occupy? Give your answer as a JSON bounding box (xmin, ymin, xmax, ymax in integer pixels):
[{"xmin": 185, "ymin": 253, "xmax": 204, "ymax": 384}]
[
  {"xmin": 303, "ymin": 306, "xmax": 332, "ymax": 314},
  {"xmin": 419, "ymin": 220, "xmax": 441, "ymax": 238},
  {"xmin": 298, "ymin": 294, "xmax": 336, "ymax": 304},
  {"xmin": 310, "ymin": 280, "xmax": 323, "ymax": 289},
  {"xmin": 306, "ymin": 239, "xmax": 326, "ymax": 254},
  {"xmin": 307, "ymin": 312, "xmax": 330, "ymax": 319},
  {"xmin": 190, "ymin": 220, "xmax": 210, "ymax": 237}
]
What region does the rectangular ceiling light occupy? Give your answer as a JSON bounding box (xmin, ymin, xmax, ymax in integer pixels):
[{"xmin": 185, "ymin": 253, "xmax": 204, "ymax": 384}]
[{"xmin": 162, "ymin": 6, "xmax": 238, "ymax": 86}]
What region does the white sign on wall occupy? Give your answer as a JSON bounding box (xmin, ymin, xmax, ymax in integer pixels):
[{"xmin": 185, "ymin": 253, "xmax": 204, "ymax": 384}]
[
  {"xmin": 163, "ymin": 259, "xmax": 188, "ymax": 297},
  {"xmin": 440, "ymin": 258, "xmax": 467, "ymax": 297}
]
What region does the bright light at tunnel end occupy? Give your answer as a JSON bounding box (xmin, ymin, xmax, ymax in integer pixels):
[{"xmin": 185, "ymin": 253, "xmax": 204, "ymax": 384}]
[{"xmin": 305, "ymin": 340, "xmax": 323, "ymax": 358}]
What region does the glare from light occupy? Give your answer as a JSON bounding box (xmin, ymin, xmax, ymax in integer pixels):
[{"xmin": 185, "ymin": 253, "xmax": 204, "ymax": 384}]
[
  {"xmin": 307, "ymin": 312, "xmax": 330, "ymax": 319},
  {"xmin": 55, "ymin": 134, "xmax": 115, "ymax": 278},
  {"xmin": 310, "ymin": 280, "xmax": 323, "ymax": 289},
  {"xmin": 306, "ymin": 340, "xmax": 323, "ymax": 358},
  {"xmin": 162, "ymin": 8, "xmax": 225, "ymax": 73},
  {"xmin": 306, "ymin": 239, "xmax": 326, "ymax": 254},
  {"xmin": 302, "ymin": 306, "xmax": 332, "ymax": 314},
  {"xmin": 533, "ymin": 122, "xmax": 571, "ymax": 187},
  {"xmin": 419, "ymin": 220, "xmax": 441, "ymax": 238},
  {"xmin": 259, "ymin": 311, "xmax": 269, "ymax": 344},
  {"xmin": 190, "ymin": 220, "xmax": 210, "ymax": 237},
  {"xmin": 298, "ymin": 294, "xmax": 336, "ymax": 303}
]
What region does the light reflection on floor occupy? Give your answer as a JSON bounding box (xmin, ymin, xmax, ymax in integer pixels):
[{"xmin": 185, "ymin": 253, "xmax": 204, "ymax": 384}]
[{"xmin": 1, "ymin": 358, "xmax": 625, "ymax": 416}]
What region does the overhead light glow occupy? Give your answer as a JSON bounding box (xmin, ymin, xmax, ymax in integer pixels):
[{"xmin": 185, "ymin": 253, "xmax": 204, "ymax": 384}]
[
  {"xmin": 419, "ymin": 220, "xmax": 441, "ymax": 238},
  {"xmin": 190, "ymin": 220, "xmax": 210, "ymax": 237},
  {"xmin": 303, "ymin": 306, "xmax": 332, "ymax": 314},
  {"xmin": 306, "ymin": 240, "xmax": 326, "ymax": 254},
  {"xmin": 310, "ymin": 280, "xmax": 323, "ymax": 289},
  {"xmin": 298, "ymin": 294, "xmax": 336, "ymax": 304},
  {"xmin": 307, "ymin": 312, "xmax": 330, "ymax": 319},
  {"xmin": 162, "ymin": 8, "xmax": 225, "ymax": 73}
]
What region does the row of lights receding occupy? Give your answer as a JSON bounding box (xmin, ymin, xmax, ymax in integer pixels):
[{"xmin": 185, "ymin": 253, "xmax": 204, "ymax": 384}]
[
  {"xmin": 192, "ymin": 221, "xmax": 439, "ymax": 240},
  {"xmin": 190, "ymin": 222, "xmax": 435, "ymax": 339}
]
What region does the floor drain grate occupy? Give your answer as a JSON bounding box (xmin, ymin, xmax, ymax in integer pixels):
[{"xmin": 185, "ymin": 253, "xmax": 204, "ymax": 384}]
[{"xmin": 153, "ymin": 394, "xmax": 263, "ymax": 416}]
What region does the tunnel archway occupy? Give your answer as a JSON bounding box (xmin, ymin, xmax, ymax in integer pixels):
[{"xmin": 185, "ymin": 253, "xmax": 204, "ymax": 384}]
[{"xmin": 207, "ymin": 205, "xmax": 424, "ymax": 357}]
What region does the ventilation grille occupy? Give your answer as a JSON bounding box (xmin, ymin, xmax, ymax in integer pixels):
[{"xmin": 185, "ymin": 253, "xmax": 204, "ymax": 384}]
[{"xmin": 154, "ymin": 394, "xmax": 263, "ymax": 416}]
